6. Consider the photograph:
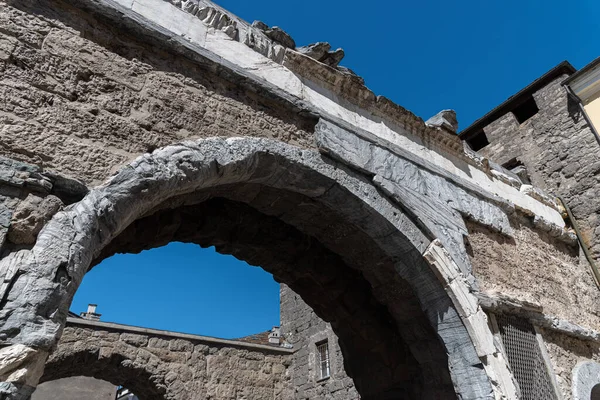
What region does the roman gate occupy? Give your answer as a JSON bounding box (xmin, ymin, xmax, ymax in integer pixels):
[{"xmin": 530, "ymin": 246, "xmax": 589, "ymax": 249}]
[{"xmin": 0, "ymin": 0, "xmax": 597, "ymax": 399}]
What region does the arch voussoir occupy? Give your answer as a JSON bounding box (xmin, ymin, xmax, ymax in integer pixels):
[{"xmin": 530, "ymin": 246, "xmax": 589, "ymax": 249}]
[{"xmin": 0, "ymin": 137, "xmax": 493, "ymax": 399}]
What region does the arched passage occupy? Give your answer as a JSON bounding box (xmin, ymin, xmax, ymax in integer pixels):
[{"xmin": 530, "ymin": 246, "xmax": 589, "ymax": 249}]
[
  {"xmin": 0, "ymin": 137, "xmax": 491, "ymax": 399},
  {"xmin": 39, "ymin": 348, "xmax": 165, "ymax": 400}
]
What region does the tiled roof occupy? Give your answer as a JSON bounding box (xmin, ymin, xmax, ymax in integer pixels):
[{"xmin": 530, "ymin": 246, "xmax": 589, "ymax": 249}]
[{"xmin": 234, "ymin": 331, "xmax": 275, "ymax": 346}]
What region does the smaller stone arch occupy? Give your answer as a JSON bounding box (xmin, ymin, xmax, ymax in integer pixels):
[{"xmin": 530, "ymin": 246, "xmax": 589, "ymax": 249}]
[
  {"xmin": 573, "ymin": 361, "xmax": 600, "ymax": 400},
  {"xmin": 39, "ymin": 322, "xmax": 296, "ymax": 400},
  {"xmin": 40, "ymin": 336, "xmax": 170, "ymax": 400}
]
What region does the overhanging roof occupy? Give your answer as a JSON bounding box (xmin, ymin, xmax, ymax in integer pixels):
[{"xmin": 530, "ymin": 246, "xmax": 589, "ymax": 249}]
[
  {"xmin": 459, "ymin": 61, "xmax": 576, "ymax": 141},
  {"xmin": 563, "ymin": 56, "xmax": 600, "ymax": 86}
]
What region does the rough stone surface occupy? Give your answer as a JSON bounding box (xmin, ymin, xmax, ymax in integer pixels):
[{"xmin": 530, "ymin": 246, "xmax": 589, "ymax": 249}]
[
  {"xmin": 571, "ymin": 360, "xmax": 600, "ymax": 400},
  {"xmin": 0, "ymin": 0, "xmax": 589, "ymax": 399},
  {"xmin": 426, "ymin": 109, "xmax": 459, "ymax": 133},
  {"xmin": 296, "ymin": 42, "xmax": 331, "ymax": 61},
  {"xmin": 0, "ymin": 137, "xmax": 494, "ymax": 399},
  {"xmin": 542, "ymin": 328, "xmax": 600, "ymax": 400},
  {"xmin": 0, "ymin": 0, "xmax": 315, "ymax": 185},
  {"xmin": 280, "ymin": 285, "xmax": 360, "ymax": 400},
  {"xmin": 466, "ymin": 219, "xmax": 599, "ymax": 330},
  {"xmin": 475, "ymin": 74, "xmax": 600, "ymax": 275},
  {"xmin": 40, "ymin": 321, "xmax": 293, "ymax": 400},
  {"xmin": 7, "ymin": 194, "xmax": 63, "ymax": 245},
  {"xmin": 264, "ymin": 26, "xmax": 296, "ymax": 49},
  {"xmin": 0, "ymin": 345, "xmax": 46, "ymax": 384},
  {"xmin": 32, "ymin": 376, "xmax": 116, "ymax": 400}
]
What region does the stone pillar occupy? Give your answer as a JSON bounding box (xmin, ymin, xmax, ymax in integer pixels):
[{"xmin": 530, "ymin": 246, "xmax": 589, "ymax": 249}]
[
  {"xmin": 0, "ymin": 345, "xmax": 49, "ymax": 400},
  {"xmin": 0, "ymin": 157, "xmax": 87, "ymax": 400}
]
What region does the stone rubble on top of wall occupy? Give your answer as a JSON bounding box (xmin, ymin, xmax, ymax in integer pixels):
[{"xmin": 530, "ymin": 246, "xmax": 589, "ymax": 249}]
[
  {"xmin": 166, "ymin": 0, "xmax": 341, "ymax": 65},
  {"xmin": 118, "ymin": 0, "xmax": 470, "ymax": 164},
  {"xmin": 99, "ymin": 0, "xmax": 575, "ymax": 242}
]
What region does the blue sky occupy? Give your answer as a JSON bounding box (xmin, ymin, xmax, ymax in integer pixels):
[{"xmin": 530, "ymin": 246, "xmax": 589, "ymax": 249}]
[
  {"xmin": 71, "ymin": 243, "xmax": 280, "ymax": 339},
  {"xmin": 72, "ymin": 0, "xmax": 600, "ymax": 338}
]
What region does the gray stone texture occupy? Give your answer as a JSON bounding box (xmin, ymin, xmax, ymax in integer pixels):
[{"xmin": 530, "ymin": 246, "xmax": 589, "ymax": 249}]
[
  {"xmin": 478, "ymin": 75, "xmax": 600, "ymax": 272},
  {"xmin": 0, "ymin": 0, "xmax": 316, "ymax": 186},
  {"xmin": 32, "ymin": 376, "xmax": 116, "ymax": 400},
  {"xmin": 470, "ymin": 72, "xmax": 600, "ymax": 400},
  {"xmin": 0, "ymin": 0, "xmax": 587, "ymax": 399},
  {"xmin": 466, "ymin": 218, "xmax": 600, "ymax": 330},
  {"xmin": 280, "ymin": 285, "xmax": 359, "ymax": 400},
  {"xmin": 571, "ymin": 361, "xmax": 600, "ymax": 400},
  {"xmin": 7, "ymin": 194, "xmax": 63, "ymax": 245},
  {"xmin": 541, "ymin": 328, "xmax": 600, "ymax": 400},
  {"xmin": 0, "ymin": 136, "xmax": 495, "ymax": 399},
  {"xmin": 40, "ymin": 321, "xmax": 293, "ymax": 400}
]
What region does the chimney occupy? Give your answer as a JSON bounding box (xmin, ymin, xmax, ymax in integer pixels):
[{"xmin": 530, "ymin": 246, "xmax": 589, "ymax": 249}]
[
  {"xmin": 268, "ymin": 326, "xmax": 281, "ymax": 345},
  {"xmin": 80, "ymin": 304, "xmax": 101, "ymax": 321}
]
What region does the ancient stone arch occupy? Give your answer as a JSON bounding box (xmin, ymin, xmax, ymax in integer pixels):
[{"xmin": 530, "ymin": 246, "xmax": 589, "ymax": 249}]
[
  {"xmin": 3, "ymin": 1, "xmax": 591, "ymax": 398},
  {"xmin": 0, "ymin": 136, "xmax": 498, "ymax": 399},
  {"xmin": 573, "ymin": 361, "xmax": 600, "ymax": 400},
  {"xmin": 40, "ymin": 346, "xmax": 167, "ymax": 400},
  {"xmin": 38, "ymin": 318, "xmax": 295, "ymax": 400}
]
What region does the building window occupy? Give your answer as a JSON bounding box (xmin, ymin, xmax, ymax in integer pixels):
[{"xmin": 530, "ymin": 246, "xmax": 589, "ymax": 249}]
[
  {"xmin": 512, "ymin": 96, "xmax": 539, "ymax": 124},
  {"xmin": 317, "ymin": 341, "xmax": 330, "ymax": 380},
  {"xmin": 466, "ymin": 130, "xmax": 490, "ymax": 151}
]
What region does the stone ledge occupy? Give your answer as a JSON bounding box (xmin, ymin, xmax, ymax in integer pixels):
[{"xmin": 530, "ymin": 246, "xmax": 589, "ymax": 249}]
[
  {"xmin": 155, "ymin": 0, "xmax": 468, "ymax": 164},
  {"xmin": 65, "ymin": 318, "xmax": 295, "ymax": 354},
  {"xmin": 477, "ymin": 293, "xmax": 600, "ymax": 342},
  {"xmin": 79, "ymin": 0, "xmax": 476, "ymax": 168},
  {"xmin": 0, "ymin": 157, "xmax": 88, "ymax": 205}
]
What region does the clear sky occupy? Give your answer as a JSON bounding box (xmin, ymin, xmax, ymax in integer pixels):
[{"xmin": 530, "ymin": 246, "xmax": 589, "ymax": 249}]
[
  {"xmin": 71, "ymin": 243, "xmax": 280, "ymax": 339},
  {"xmin": 71, "ymin": 0, "xmax": 600, "ymax": 338}
]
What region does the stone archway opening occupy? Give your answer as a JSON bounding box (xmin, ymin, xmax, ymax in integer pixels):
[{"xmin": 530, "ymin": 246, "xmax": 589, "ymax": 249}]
[
  {"xmin": 33, "ymin": 376, "xmax": 139, "ymax": 400},
  {"xmin": 2, "ymin": 138, "xmax": 492, "ymax": 400},
  {"xmin": 73, "ymin": 242, "xmax": 281, "ymax": 340},
  {"xmin": 39, "ymin": 349, "xmax": 160, "ymax": 400},
  {"xmin": 86, "ymin": 193, "xmax": 447, "ymax": 399}
]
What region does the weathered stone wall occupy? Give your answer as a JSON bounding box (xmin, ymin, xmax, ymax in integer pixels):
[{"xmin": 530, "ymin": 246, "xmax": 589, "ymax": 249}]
[
  {"xmin": 280, "ymin": 284, "xmax": 359, "ymax": 400},
  {"xmin": 42, "ymin": 320, "xmax": 293, "ymax": 400},
  {"xmin": 0, "ymin": 0, "xmax": 583, "ymax": 399},
  {"xmin": 0, "ymin": 0, "xmax": 315, "ymax": 185},
  {"xmin": 466, "ymin": 219, "xmax": 598, "ymax": 329},
  {"xmin": 478, "ymin": 75, "xmax": 600, "ymax": 264},
  {"xmin": 467, "ymin": 74, "xmax": 600, "ymax": 399},
  {"xmin": 0, "ymin": 156, "xmax": 88, "ymax": 255},
  {"xmin": 540, "ymin": 328, "xmax": 600, "ymax": 400}
]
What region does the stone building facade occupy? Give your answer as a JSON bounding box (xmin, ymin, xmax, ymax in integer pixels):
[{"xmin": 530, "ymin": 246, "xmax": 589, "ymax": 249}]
[
  {"xmin": 458, "ymin": 60, "xmax": 600, "ymax": 400},
  {"xmin": 280, "ymin": 285, "xmax": 359, "ymax": 400},
  {"xmin": 276, "ymin": 58, "xmax": 600, "ymax": 400},
  {"xmin": 0, "ymin": 0, "xmax": 599, "ymax": 399}
]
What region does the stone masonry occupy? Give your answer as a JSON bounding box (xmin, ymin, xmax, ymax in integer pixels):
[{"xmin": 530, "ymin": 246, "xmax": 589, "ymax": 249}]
[
  {"xmin": 42, "ymin": 318, "xmax": 293, "ymax": 400},
  {"xmin": 0, "ymin": 0, "xmax": 597, "ymax": 399},
  {"xmin": 280, "ymin": 285, "xmax": 359, "ymax": 400},
  {"xmin": 460, "ymin": 62, "xmax": 600, "ymax": 399},
  {"xmin": 462, "ymin": 67, "xmax": 600, "ymax": 265}
]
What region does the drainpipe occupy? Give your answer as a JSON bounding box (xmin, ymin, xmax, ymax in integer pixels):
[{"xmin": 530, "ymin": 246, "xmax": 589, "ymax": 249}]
[
  {"xmin": 557, "ymin": 195, "xmax": 600, "ymax": 289},
  {"xmin": 564, "ymin": 85, "xmax": 600, "ymax": 146}
]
